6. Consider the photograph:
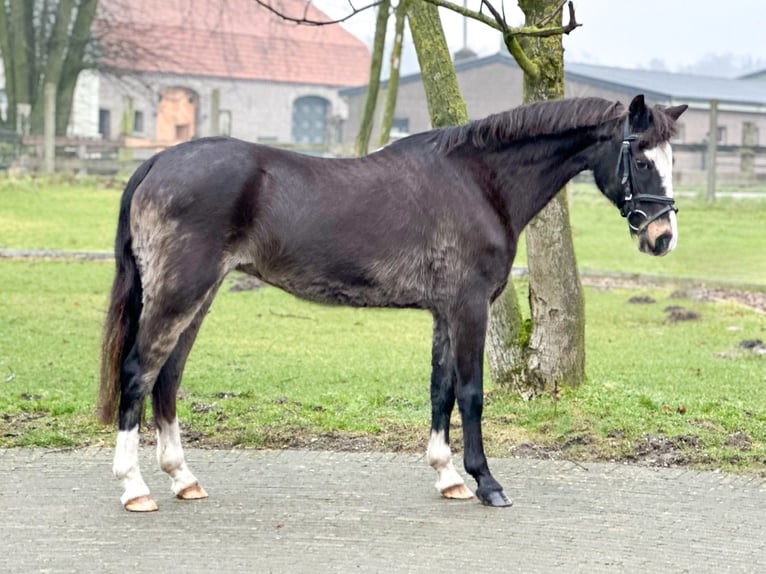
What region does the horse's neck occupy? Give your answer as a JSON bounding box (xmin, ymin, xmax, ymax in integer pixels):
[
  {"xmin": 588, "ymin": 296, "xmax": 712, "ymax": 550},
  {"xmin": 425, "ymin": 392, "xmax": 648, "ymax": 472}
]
[{"xmin": 483, "ymin": 128, "xmax": 609, "ymax": 237}]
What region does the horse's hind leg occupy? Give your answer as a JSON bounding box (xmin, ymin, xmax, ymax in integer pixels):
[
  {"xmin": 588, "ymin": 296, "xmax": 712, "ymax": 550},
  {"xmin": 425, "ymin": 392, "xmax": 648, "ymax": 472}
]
[
  {"xmin": 114, "ymin": 258, "xmax": 223, "ymax": 511},
  {"xmin": 427, "ymin": 313, "xmax": 473, "ymax": 500},
  {"xmin": 152, "ymin": 286, "xmax": 220, "ymax": 501}
]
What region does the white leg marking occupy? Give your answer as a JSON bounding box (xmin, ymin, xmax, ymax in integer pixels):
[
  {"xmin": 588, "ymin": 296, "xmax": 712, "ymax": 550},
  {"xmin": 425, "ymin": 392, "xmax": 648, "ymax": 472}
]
[
  {"xmin": 645, "ymin": 142, "xmax": 678, "ymax": 252},
  {"xmin": 157, "ymin": 417, "xmax": 200, "ymax": 495},
  {"xmin": 427, "ymin": 430, "xmax": 471, "ymax": 495},
  {"xmin": 113, "ymin": 427, "xmax": 151, "ymax": 505}
]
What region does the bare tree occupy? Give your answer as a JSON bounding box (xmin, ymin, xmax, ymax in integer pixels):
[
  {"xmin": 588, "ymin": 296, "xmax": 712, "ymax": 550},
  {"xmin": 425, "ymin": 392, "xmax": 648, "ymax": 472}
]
[
  {"xmin": 356, "ymin": 0, "xmax": 391, "ymax": 155},
  {"xmin": 377, "ymin": 0, "xmax": 408, "ymax": 147},
  {"xmin": 0, "ymin": 0, "xmax": 98, "ymax": 135}
]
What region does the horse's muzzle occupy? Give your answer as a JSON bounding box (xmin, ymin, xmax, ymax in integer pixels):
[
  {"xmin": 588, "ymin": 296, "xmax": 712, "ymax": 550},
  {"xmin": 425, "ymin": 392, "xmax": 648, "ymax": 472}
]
[{"xmin": 638, "ymin": 219, "xmax": 676, "ymax": 257}]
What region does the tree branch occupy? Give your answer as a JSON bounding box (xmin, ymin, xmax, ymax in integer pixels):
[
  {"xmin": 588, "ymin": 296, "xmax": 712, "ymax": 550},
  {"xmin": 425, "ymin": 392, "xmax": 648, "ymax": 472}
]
[
  {"xmin": 248, "ymin": 0, "xmax": 579, "ymax": 82},
  {"xmin": 535, "ymin": 0, "xmax": 567, "ymax": 28},
  {"xmin": 251, "ymin": 0, "xmax": 383, "ymax": 26},
  {"xmin": 420, "ymin": 0, "xmax": 579, "ymax": 37}
]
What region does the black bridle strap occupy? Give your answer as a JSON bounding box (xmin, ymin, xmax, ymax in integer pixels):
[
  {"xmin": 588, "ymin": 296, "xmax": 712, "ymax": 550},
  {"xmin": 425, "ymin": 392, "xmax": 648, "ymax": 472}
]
[{"xmin": 616, "ymin": 118, "xmax": 677, "ymax": 231}]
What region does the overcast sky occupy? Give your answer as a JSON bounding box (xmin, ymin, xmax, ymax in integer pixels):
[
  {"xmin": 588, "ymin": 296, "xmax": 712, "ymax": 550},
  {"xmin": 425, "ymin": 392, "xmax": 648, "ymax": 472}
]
[{"xmin": 312, "ymin": 0, "xmax": 766, "ymax": 77}]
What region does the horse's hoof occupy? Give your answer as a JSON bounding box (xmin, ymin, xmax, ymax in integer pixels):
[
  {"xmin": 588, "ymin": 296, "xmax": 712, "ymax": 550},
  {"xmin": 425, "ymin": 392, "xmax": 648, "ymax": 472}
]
[
  {"xmin": 478, "ymin": 490, "xmax": 513, "ymax": 508},
  {"xmin": 441, "ymin": 484, "xmax": 474, "ymax": 500},
  {"xmin": 124, "ymin": 495, "xmax": 159, "ymax": 512},
  {"xmin": 177, "ymin": 483, "xmax": 208, "ymax": 500}
]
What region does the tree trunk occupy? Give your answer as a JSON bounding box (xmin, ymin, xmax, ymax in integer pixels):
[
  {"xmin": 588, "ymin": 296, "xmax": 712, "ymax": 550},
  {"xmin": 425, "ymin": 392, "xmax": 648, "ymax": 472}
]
[
  {"xmin": 377, "ymin": 0, "xmax": 408, "ymax": 147},
  {"xmin": 519, "ymin": 0, "xmax": 585, "ymax": 393},
  {"xmin": 486, "ymin": 284, "xmax": 529, "ymax": 395},
  {"xmin": 355, "ymin": 0, "xmax": 390, "ymax": 156},
  {"xmin": 9, "ymin": 0, "xmax": 33, "ymax": 110},
  {"xmin": 406, "ymin": 1, "xmax": 467, "ymax": 127},
  {"xmin": 0, "ymin": 4, "xmax": 14, "ymax": 130},
  {"xmin": 56, "ymin": 0, "xmax": 98, "ymax": 136},
  {"xmin": 31, "ymin": 0, "xmax": 75, "ymax": 133}
]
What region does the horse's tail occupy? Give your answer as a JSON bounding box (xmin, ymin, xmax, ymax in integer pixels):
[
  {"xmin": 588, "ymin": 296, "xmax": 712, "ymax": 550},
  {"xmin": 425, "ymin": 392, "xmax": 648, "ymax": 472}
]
[{"xmin": 98, "ymin": 157, "xmax": 156, "ymax": 425}]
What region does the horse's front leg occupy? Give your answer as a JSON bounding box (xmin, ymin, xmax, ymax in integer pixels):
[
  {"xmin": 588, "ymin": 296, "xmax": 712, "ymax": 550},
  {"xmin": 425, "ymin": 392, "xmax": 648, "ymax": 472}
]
[
  {"xmin": 426, "ymin": 314, "xmax": 474, "ymax": 500},
  {"xmin": 452, "ymin": 299, "xmax": 513, "ymax": 508}
]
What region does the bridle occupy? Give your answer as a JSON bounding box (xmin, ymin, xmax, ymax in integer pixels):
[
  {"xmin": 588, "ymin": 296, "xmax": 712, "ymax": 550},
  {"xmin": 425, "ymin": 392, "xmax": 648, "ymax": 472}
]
[{"xmin": 616, "ymin": 117, "xmax": 677, "ymax": 234}]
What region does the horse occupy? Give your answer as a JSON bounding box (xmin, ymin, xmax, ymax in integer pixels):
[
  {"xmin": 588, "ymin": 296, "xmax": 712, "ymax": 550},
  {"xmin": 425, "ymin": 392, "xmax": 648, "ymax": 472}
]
[{"xmin": 99, "ymin": 94, "xmax": 687, "ymax": 512}]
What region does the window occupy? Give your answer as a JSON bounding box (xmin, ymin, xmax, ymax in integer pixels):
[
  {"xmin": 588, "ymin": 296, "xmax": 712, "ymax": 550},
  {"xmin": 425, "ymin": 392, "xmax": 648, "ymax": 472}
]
[
  {"xmin": 133, "ymin": 110, "xmax": 144, "ymax": 134},
  {"xmin": 175, "ymin": 124, "xmax": 190, "ymax": 140},
  {"xmin": 742, "ymin": 122, "xmax": 759, "ymax": 146},
  {"xmin": 670, "ymin": 123, "xmax": 685, "ymax": 144},
  {"xmin": 219, "ymin": 110, "xmax": 232, "ymax": 136},
  {"xmin": 291, "ymin": 96, "xmax": 329, "ymax": 144},
  {"xmin": 391, "ymin": 117, "xmax": 410, "ymax": 136},
  {"xmin": 716, "ymin": 126, "xmax": 727, "ymax": 144},
  {"xmin": 99, "ymin": 109, "xmax": 111, "ymax": 139}
]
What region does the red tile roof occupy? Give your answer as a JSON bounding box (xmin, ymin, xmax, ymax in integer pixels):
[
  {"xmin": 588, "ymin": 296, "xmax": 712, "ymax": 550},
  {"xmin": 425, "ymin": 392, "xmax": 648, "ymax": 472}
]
[{"xmin": 96, "ymin": 0, "xmax": 371, "ymax": 87}]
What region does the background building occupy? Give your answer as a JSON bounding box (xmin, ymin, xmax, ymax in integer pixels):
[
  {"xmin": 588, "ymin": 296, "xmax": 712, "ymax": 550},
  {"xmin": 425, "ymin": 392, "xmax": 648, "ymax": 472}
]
[
  {"xmin": 89, "ymin": 0, "xmax": 370, "ymax": 152},
  {"xmin": 341, "ymin": 51, "xmax": 766, "ymax": 183}
]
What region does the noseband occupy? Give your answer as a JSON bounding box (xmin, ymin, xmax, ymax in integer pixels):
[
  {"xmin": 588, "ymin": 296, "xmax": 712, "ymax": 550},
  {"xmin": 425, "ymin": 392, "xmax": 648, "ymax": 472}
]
[{"xmin": 616, "ymin": 118, "xmax": 677, "ymax": 234}]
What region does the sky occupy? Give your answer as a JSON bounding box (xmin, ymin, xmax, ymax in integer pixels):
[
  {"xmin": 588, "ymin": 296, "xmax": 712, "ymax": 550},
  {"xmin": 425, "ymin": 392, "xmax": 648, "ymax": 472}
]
[{"xmin": 312, "ymin": 0, "xmax": 766, "ymax": 77}]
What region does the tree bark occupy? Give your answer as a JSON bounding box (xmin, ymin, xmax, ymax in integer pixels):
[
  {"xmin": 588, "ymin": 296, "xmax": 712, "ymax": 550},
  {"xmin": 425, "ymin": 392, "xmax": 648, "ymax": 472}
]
[
  {"xmin": 0, "ymin": 4, "xmax": 14, "ymax": 130},
  {"xmin": 31, "ymin": 0, "xmax": 75, "ymax": 133},
  {"xmin": 377, "ymin": 0, "xmax": 408, "ymax": 147},
  {"xmin": 355, "ymin": 0, "xmax": 390, "ymax": 156},
  {"xmin": 9, "ymin": 0, "xmax": 33, "ymax": 109},
  {"xmin": 518, "ymin": 0, "xmax": 585, "ymax": 393},
  {"xmin": 486, "ymin": 284, "xmax": 529, "ymax": 396},
  {"xmin": 406, "ymin": 1, "xmax": 467, "ymax": 127}
]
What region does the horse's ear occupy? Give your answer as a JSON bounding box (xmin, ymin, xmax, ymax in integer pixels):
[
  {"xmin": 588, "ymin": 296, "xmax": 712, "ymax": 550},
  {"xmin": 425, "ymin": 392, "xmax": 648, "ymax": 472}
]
[
  {"xmin": 628, "ymin": 95, "xmax": 650, "ymax": 131},
  {"xmin": 665, "ymin": 104, "xmax": 688, "ymax": 121}
]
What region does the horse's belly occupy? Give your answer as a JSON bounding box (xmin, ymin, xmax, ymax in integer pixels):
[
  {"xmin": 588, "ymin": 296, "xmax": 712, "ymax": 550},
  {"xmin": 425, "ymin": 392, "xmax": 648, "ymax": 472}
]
[{"xmin": 252, "ymin": 263, "xmax": 426, "ymax": 309}]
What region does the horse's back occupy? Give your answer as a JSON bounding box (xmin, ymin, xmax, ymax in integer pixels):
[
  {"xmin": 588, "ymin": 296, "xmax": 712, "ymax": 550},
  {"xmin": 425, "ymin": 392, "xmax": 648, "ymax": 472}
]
[{"xmin": 127, "ymin": 137, "xmax": 511, "ymax": 309}]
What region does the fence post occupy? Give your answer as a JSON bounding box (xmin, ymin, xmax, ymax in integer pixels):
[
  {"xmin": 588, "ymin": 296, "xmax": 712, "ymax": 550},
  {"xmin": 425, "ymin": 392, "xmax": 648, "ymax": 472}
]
[
  {"xmin": 706, "ymin": 99, "xmax": 718, "ymax": 202},
  {"xmin": 740, "ymin": 122, "xmax": 756, "ymax": 183},
  {"xmin": 44, "ymin": 83, "xmax": 56, "ymax": 174},
  {"xmin": 210, "ymin": 89, "xmax": 220, "ymax": 136}
]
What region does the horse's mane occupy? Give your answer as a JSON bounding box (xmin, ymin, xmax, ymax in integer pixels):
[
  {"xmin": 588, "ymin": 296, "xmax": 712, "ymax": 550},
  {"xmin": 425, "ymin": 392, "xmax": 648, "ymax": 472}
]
[
  {"xmin": 391, "ymin": 97, "xmax": 679, "ymax": 155},
  {"xmin": 435, "ymin": 97, "xmax": 623, "ymax": 153}
]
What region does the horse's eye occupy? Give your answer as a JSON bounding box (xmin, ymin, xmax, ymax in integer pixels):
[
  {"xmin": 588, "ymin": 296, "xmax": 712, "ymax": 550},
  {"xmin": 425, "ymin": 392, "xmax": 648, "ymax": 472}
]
[{"xmin": 635, "ymin": 159, "xmax": 649, "ymax": 170}]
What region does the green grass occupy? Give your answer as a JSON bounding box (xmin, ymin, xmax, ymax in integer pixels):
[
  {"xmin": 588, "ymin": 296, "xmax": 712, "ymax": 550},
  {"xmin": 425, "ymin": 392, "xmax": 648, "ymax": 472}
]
[
  {"xmin": 565, "ymin": 185, "xmax": 766, "ymax": 285},
  {"xmin": 0, "ymin": 178, "xmax": 764, "ymax": 472},
  {"xmin": 0, "ymin": 177, "xmax": 120, "ymax": 251}
]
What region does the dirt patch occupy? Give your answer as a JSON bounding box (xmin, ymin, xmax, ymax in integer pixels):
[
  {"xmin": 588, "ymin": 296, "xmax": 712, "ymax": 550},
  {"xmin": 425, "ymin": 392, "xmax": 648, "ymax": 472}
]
[
  {"xmin": 668, "ymin": 286, "xmax": 766, "ymax": 314},
  {"xmin": 582, "ymin": 276, "xmax": 766, "ymax": 314},
  {"xmin": 628, "ymin": 433, "xmax": 706, "ymax": 467},
  {"xmin": 663, "ymin": 305, "xmax": 701, "ymax": 322},
  {"xmin": 724, "ymin": 431, "xmax": 753, "ymax": 451},
  {"xmin": 627, "ymin": 295, "xmax": 656, "ymax": 304}
]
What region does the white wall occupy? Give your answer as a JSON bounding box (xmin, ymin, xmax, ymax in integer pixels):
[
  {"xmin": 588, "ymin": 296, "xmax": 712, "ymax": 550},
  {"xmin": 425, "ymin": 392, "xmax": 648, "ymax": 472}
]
[{"xmin": 70, "ymin": 70, "xmax": 100, "ymax": 137}]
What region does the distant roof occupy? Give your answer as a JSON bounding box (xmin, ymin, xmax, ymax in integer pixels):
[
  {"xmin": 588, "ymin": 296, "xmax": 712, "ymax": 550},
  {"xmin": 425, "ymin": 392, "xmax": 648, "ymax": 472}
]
[
  {"xmin": 739, "ymin": 69, "xmax": 766, "ymax": 81},
  {"xmin": 342, "ymin": 51, "xmax": 766, "ymax": 108},
  {"xmin": 340, "ymin": 52, "xmax": 519, "ymax": 96},
  {"xmin": 96, "ymin": 0, "xmax": 370, "ymax": 87},
  {"xmin": 566, "ymin": 62, "xmax": 766, "ymax": 107}
]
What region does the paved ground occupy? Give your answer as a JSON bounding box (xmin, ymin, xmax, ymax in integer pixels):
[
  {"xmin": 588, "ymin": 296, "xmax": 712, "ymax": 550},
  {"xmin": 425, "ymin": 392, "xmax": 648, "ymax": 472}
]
[{"xmin": 2, "ymin": 448, "xmax": 765, "ymax": 573}]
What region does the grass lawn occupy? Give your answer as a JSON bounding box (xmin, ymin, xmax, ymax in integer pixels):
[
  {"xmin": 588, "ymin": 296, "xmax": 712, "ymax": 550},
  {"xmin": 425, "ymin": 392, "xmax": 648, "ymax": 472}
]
[{"xmin": 0, "ymin": 177, "xmax": 764, "ymax": 473}]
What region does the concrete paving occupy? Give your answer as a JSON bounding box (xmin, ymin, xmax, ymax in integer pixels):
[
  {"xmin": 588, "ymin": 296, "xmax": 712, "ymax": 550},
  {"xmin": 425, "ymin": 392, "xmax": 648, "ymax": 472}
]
[{"xmin": 2, "ymin": 448, "xmax": 765, "ymax": 573}]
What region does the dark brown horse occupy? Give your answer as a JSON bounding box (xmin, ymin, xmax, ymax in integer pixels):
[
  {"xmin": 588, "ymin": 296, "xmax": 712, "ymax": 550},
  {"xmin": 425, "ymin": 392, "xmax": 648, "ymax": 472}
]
[{"xmin": 99, "ymin": 95, "xmax": 686, "ymax": 511}]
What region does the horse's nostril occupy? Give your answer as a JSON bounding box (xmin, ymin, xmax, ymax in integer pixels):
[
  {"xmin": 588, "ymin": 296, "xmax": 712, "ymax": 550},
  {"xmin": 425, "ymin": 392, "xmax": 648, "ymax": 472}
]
[{"xmin": 654, "ymin": 232, "xmax": 672, "ymax": 254}]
